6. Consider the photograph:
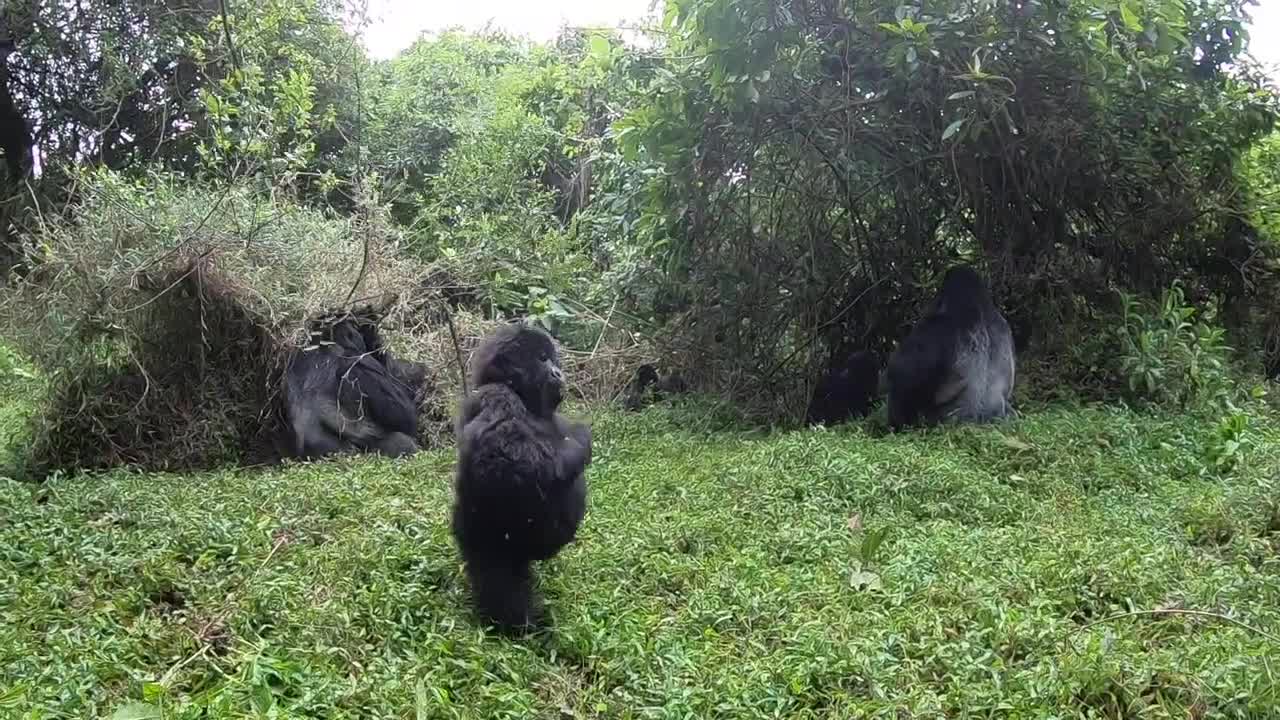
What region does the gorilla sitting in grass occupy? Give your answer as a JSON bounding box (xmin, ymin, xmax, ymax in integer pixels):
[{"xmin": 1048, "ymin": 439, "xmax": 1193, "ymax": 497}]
[
  {"xmin": 281, "ymin": 317, "xmax": 420, "ymax": 459},
  {"xmin": 886, "ymin": 265, "xmax": 1015, "ymax": 430},
  {"xmin": 452, "ymin": 322, "xmax": 592, "ymax": 633}
]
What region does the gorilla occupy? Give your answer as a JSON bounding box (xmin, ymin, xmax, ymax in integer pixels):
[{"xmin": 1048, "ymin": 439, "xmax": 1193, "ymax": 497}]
[
  {"xmin": 281, "ymin": 317, "xmax": 421, "ymax": 459},
  {"xmin": 886, "ymin": 265, "xmax": 1015, "ymax": 430},
  {"xmin": 622, "ymin": 363, "xmax": 688, "ymax": 410},
  {"xmin": 805, "ymin": 350, "xmax": 881, "ymax": 426},
  {"xmin": 452, "ymin": 322, "xmax": 592, "ymax": 633}
]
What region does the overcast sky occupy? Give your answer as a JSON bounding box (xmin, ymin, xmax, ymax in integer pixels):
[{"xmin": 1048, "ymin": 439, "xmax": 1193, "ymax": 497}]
[{"xmin": 354, "ymin": 0, "xmax": 1279, "ymax": 78}]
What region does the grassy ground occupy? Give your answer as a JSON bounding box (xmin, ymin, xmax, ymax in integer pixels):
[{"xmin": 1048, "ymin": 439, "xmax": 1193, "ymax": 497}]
[{"xmin": 2, "ymin": 388, "xmax": 1279, "ymax": 719}]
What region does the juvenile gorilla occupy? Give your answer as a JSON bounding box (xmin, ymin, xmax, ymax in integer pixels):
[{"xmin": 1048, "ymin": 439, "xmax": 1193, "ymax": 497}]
[
  {"xmin": 622, "ymin": 363, "xmax": 688, "ymax": 410},
  {"xmin": 805, "ymin": 350, "xmax": 881, "ymax": 426},
  {"xmin": 886, "ymin": 266, "xmax": 1015, "ymax": 430},
  {"xmin": 452, "ymin": 323, "xmax": 592, "ymax": 633},
  {"xmin": 281, "ymin": 318, "xmax": 420, "ymax": 459}
]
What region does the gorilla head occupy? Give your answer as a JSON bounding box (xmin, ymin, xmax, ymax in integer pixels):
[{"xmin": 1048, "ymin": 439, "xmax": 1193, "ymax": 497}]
[
  {"xmin": 886, "ymin": 265, "xmax": 1015, "ymax": 430},
  {"xmin": 469, "ymin": 322, "xmax": 567, "ymax": 417},
  {"xmin": 452, "ymin": 322, "xmax": 592, "ymax": 633}
]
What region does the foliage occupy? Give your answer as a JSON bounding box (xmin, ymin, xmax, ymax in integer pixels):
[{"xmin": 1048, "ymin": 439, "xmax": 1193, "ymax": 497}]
[
  {"xmin": 193, "ymin": 0, "xmax": 360, "ymax": 187},
  {"xmin": 610, "ymin": 0, "xmax": 1280, "ymax": 414},
  {"xmin": 2, "ymin": 399, "xmax": 1279, "ymax": 717},
  {"xmin": 365, "ymin": 31, "xmax": 529, "ymax": 225},
  {"xmin": 0, "ymin": 0, "xmax": 214, "ymax": 175},
  {"xmin": 1112, "ymin": 282, "xmax": 1234, "ymax": 409},
  {"xmin": 1242, "ymin": 130, "xmax": 1280, "ymax": 244}
]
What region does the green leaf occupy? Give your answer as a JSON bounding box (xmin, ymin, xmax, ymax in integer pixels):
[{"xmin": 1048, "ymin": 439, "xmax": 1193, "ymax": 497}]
[
  {"xmin": 942, "ymin": 118, "xmax": 966, "ymax": 140},
  {"xmin": 0, "ymin": 685, "xmax": 26, "ymax": 708},
  {"xmin": 415, "ymin": 680, "xmax": 430, "ymax": 720},
  {"xmin": 947, "ymin": 90, "xmax": 975, "ymax": 101},
  {"xmin": 860, "ymin": 526, "xmax": 891, "ymax": 563},
  {"xmin": 588, "ymin": 35, "xmax": 611, "ymax": 63},
  {"xmin": 1119, "ymin": 2, "xmax": 1143, "ymax": 33},
  {"xmin": 251, "ymin": 683, "xmax": 274, "ymax": 715},
  {"xmin": 110, "ymin": 703, "xmax": 162, "ymax": 720}
]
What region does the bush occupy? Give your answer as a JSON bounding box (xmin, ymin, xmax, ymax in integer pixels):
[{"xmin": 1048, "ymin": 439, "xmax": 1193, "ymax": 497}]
[{"xmin": 1111, "ymin": 283, "xmax": 1234, "ymax": 411}]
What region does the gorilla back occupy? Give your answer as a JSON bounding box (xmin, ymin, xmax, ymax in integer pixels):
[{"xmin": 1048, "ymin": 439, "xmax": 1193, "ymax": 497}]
[
  {"xmin": 281, "ymin": 318, "xmax": 420, "ymax": 459},
  {"xmin": 886, "ymin": 266, "xmax": 1015, "ymax": 429},
  {"xmin": 452, "ymin": 323, "xmax": 592, "ymax": 632}
]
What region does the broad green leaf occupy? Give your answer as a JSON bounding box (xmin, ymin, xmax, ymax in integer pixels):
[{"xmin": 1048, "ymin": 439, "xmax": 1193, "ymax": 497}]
[
  {"xmin": 588, "ymin": 35, "xmax": 611, "ymax": 62},
  {"xmin": 942, "ymin": 118, "xmax": 966, "ymax": 140},
  {"xmin": 1120, "ymin": 2, "xmax": 1143, "ymax": 33},
  {"xmin": 947, "ymin": 90, "xmax": 975, "ymax": 101}
]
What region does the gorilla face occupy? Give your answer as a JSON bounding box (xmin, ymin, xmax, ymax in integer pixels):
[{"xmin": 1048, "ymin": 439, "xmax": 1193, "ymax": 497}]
[{"xmin": 470, "ymin": 323, "xmax": 565, "ymax": 418}]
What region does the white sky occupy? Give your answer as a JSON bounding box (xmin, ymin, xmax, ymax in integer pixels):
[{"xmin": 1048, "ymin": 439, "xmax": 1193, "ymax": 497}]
[
  {"xmin": 355, "ymin": 0, "xmax": 659, "ymax": 57},
  {"xmin": 353, "ymin": 0, "xmax": 1279, "ymax": 78}
]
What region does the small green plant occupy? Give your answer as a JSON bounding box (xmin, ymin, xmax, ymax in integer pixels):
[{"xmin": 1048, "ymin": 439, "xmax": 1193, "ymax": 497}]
[
  {"xmin": 1113, "ymin": 283, "xmax": 1233, "ymax": 410},
  {"xmin": 1202, "ymin": 406, "xmax": 1251, "ymax": 478}
]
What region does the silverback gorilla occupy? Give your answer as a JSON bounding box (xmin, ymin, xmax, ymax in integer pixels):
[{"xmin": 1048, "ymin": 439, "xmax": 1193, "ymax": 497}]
[
  {"xmin": 452, "ymin": 323, "xmax": 592, "ymax": 633},
  {"xmin": 281, "ymin": 317, "xmax": 420, "ymax": 459},
  {"xmin": 886, "ymin": 266, "xmax": 1015, "ymax": 429},
  {"xmin": 805, "ymin": 350, "xmax": 881, "ymax": 426}
]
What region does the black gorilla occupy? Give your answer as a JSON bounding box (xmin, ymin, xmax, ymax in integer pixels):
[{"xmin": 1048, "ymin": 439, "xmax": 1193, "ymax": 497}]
[
  {"xmin": 281, "ymin": 318, "xmax": 420, "ymax": 459},
  {"xmin": 622, "ymin": 363, "xmax": 688, "ymax": 410},
  {"xmin": 452, "ymin": 322, "xmax": 592, "ymax": 633},
  {"xmin": 805, "ymin": 350, "xmax": 881, "ymax": 426},
  {"xmin": 886, "ymin": 265, "xmax": 1015, "ymax": 430}
]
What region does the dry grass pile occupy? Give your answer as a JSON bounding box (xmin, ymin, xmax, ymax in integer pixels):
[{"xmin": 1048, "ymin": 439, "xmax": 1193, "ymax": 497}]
[
  {"xmin": 0, "ymin": 171, "xmax": 436, "ymax": 476},
  {"xmin": 0, "ymin": 170, "xmax": 649, "ymax": 476}
]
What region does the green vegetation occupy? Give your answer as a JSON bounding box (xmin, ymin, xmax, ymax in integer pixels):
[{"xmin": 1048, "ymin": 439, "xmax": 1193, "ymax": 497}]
[
  {"xmin": 2, "ymin": 0, "xmax": 1280, "ymax": 716},
  {"xmin": 2, "ymin": 395, "xmax": 1279, "ymax": 718}
]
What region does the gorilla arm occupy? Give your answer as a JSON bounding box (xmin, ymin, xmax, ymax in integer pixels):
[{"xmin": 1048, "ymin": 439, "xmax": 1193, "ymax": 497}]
[
  {"xmin": 336, "ymin": 356, "xmax": 419, "ymax": 437},
  {"xmin": 458, "ymin": 385, "xmax": 584, "ymax": 500}
]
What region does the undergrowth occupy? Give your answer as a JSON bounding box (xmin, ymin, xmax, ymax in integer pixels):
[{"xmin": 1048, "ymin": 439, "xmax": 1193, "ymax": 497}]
[{"xmin": 2, "ymin": 393, "xmax": 1279, "ymax": 718}]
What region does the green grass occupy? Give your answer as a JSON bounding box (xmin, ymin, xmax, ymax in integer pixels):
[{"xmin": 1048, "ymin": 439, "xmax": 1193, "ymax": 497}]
[{"xmin": 2, "ymin": 397, "xmax": 1279, "ymax": 719}]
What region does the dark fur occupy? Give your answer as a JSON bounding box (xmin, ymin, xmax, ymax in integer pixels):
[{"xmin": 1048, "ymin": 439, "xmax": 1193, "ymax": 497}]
[
  {"xmin": 806, "ymin": 350, "xmax": 880, "ymax": 426},
  {"xmin": 622, "ymin": 363, "xmax": 688, "ymax": 410},
  {"xmin": 452, "ymin": 323, "xmax": 592, "ymax": 633},
  {"xmin": 886, "ymin": 266, "xmax": 1015, "ymax": 429},
  {"xmin": 281, "ymin": 318, "xmax": 421, "ymax": 459}
]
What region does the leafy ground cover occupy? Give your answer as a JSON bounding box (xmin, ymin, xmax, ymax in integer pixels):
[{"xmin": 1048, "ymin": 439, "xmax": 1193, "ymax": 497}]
[{"xmin": 1, "ymin": 392, "xmax": 1279, "ymax": 719}]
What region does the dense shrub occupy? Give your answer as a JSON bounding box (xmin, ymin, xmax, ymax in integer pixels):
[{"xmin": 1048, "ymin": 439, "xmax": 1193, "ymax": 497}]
[{"xmin": 610, "ymin": 0, "xmax": 1280, "ymax": 418}]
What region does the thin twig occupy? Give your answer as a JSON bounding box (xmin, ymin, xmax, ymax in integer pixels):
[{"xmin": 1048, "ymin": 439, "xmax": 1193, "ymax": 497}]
[
  {"xmin": 159, "ymin": 533, "xmax": 289, "ymax": 687},
  {"xmin": 443, "ymin": 300, "xmax": 468, "ymax": 396},
  {"xmin": 590, "ymin": 298, "xmax": 618, "ymax": 358},
  {"xmin": 218, "ymin": 0, "xmax": 240, "ymax": 70},
  {"xmin": 760, "ymin": 275, "xmax": 889, "ymax": 383}
]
